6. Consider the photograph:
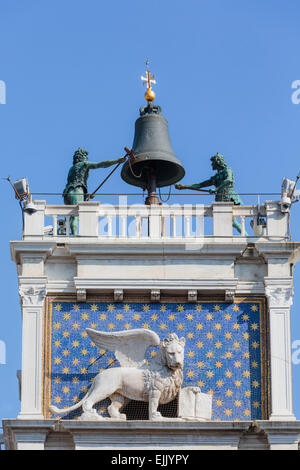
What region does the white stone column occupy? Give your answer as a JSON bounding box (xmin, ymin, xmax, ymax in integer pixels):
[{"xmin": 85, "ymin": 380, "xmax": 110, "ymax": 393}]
[
  {"xmin": 265, "ymin": 280, "xmax": 296, "ymax": 421},
  {"xmin": 18, "ymin": 285, "xmax": 46, "ymax": 419}
]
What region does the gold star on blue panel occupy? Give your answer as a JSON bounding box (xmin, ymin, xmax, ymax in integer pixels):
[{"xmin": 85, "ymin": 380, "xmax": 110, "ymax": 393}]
[{"xmin": 48, "ymin": 301, "xmax": 264, "ymax": 420}]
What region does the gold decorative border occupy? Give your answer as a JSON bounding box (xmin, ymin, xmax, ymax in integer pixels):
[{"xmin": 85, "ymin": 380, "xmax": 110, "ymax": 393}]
[{"xmin": 42, "ymin": 294, "xmax": 269, "ymax": 420}]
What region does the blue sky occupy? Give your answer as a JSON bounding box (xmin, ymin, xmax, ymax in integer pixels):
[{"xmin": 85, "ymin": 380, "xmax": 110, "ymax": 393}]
[{"xmin": 1, "ymin": 0, "xmax": 300, "ymax": 422}]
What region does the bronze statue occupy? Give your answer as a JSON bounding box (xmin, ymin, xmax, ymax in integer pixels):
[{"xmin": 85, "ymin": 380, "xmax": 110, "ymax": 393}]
[
  {"xmin": 175, "ymin": 152, "xmax": 244, "ymax": 233},
  {"xmin": 63, "ymin": 147, "xmax": 126, "ymax": 234}
]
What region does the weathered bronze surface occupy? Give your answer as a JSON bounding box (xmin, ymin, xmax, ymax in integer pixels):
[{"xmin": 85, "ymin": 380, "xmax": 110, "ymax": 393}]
[
  {"xmin": 121, "ymin": 62, "xmax": 185, "ymax": 205},
  {"xmin": 63, "ymin": 147, "xmax": 126, "ymax": 234},
  {"xmin": 121, "ymin": 104, "xmax": 185, "ymax": 192},
  {"xmin": 176, "ymin": 152, "xmax": 244, "ymax": 233}
]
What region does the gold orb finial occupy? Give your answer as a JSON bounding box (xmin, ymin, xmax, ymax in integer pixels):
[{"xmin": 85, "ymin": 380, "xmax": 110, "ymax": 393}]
[{"xmin": 141, "ymin": 60, "xmax": 156, "ymax": 103}]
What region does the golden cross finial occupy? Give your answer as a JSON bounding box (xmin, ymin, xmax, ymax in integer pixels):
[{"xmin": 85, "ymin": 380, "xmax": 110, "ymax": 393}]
[{"xmin": 141, "ymin": 60, "xmax": 156, "ymax": 103}]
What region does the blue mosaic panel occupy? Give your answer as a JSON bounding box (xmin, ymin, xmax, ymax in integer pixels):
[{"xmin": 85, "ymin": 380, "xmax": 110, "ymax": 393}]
[{"xmin": 47, "ymin": 301, "xmax": 265, "ymax": 421}]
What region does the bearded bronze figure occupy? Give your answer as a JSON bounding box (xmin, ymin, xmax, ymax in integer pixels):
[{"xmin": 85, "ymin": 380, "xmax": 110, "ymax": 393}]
[
  {"xmin": 176, "ymin": 152, "xmax": 244, "ymax": 234},
  {"xmin": 63, "ymin": 147, "xmax": 125, "ymax": 234}
]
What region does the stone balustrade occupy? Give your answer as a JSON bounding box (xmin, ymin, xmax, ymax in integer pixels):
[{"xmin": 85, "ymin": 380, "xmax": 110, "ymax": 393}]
[{"xmin": 22, "ymin": 200, "xmax": 288, "ymax": 241}]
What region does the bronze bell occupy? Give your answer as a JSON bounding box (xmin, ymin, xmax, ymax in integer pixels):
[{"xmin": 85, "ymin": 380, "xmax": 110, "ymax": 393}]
[{"xmin": 121, "ymin": 104, "xmax": 185, "ymax": 204}]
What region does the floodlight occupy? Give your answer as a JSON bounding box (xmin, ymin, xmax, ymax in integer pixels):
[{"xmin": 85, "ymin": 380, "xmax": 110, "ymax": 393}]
[
  {"xmin": 23, "ymin": 194, "xmax": 37, "ymax": 214},
  {"xmin": 13, "ymin": 178, "xmax": 29, "ymax": 200}
]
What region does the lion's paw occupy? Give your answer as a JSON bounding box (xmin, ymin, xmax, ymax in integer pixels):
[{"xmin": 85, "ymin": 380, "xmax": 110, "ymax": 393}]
[
  {"xmin": 78, "ymin": 410, "xmax": 104, "ymax": 421},
  {"xmin": 108, "ymin": 413, "xmax": 127, "ymax": 421},
  {"xmin": 149, "ymin": 411, "xmax": 163, "ymax": 421}
]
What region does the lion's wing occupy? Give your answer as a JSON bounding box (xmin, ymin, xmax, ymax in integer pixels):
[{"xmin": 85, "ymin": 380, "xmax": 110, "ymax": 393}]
[{"xmin": 86, "ymin": 328, "xmax": 160, "ymax": 367}]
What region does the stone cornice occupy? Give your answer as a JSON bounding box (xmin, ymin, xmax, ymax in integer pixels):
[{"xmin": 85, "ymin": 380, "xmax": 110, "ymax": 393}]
[
  {"xmin": 10, "ymin": 239, "xmax": 300, "ymax": 259},
  {"xmin": 3, "ymin": 419, "xmax": 300, "ymax": 450},
  {"xmin": 73, "ymin": 277, "xmax": 239, "ymax": 293},
  {"xmin": 10, "ymin": 241, "xmax": 56, "ymax": 264}
]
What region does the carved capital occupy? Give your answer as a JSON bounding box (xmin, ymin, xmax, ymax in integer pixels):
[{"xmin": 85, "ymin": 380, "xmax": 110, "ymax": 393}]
[
  {"xmin": 265, "ymin": 286, "xmax": 293, "ymax": 308},
  {"xmin": 19, "ymin": 286, "xmax": 46, "ymax": 307}
]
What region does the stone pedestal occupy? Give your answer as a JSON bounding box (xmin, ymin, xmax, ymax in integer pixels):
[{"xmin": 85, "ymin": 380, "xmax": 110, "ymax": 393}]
[{"xmin": 3, "ymin": 420, "xmax": 300, "ymax": 450}]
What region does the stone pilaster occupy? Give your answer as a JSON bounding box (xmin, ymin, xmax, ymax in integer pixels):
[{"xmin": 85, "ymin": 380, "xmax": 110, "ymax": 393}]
[
  {"xmin": 18, "ymin": 284, "xmax": 47, "ymax": 419},
  {"xmin": 265, "ymin": 278, "xmax": 295, "ymax": 421}
]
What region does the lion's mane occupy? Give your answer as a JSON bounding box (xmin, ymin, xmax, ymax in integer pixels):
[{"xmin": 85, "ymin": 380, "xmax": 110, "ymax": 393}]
[{"xmin": 142, "ymin": 338, "xmax": 184, "ymax": 404}]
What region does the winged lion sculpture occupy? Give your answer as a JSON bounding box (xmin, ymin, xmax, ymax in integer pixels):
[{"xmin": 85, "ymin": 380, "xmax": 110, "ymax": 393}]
[{"xmin": 49, "ymin": 328, "xmax": 185, "ymax": 421}]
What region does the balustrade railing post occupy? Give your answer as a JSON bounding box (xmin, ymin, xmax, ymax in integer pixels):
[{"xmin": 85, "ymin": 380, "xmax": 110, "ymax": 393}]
[
  {"xmin": 171, "ymin": 214, "xmax": 176, "ymax": 238},
  {"xmin": 183, "ymin": 205, "xmax": 193, "ymax": 237},
  {"xmin": 120, "ymin": 215, "xmax": 126, "ymax": 238},
  {"xmin": 265, "ymin": 201, "xmax": 287, "ymax": 238},
  {"xmin": 23, "ymin": 200, "xmax": 46, "ymax": 239},
  {"xmin": 65, "ymin": 216, "xmax": 71, "ymax": 236},
  {"xmin": 161, "ymin": 215, "xmax": 167, "ymax": 238},
  {"xmin": 212, "ymin": 202, "xmax": 233, "ymax": 237},
  {"xmin": 52, "ymin": 215, "xmax": 57, "ymax": 236},
  {"xmin": 135, "ymin": 216, "xmax": 142, "ymax": 238},
  {"xmin": 107, "ymin": 216, "xmax": 113, "ymax": 237},
  {"xmin": 240, "ymin": 216, "xmax": 245, "ymax": 236},
  {"xmin": 78, "ymin": 202, "xmax": 100, "ymax": 237},
  {"xmin": 148, "ymin": 206, "xmax": 161, "ymax": 238}
]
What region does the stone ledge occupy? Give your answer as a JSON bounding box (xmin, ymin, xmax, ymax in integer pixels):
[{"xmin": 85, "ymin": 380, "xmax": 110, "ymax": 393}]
[{"xmin": 3, "ymin": 419, "xmax": 300, "ymax": 450}]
